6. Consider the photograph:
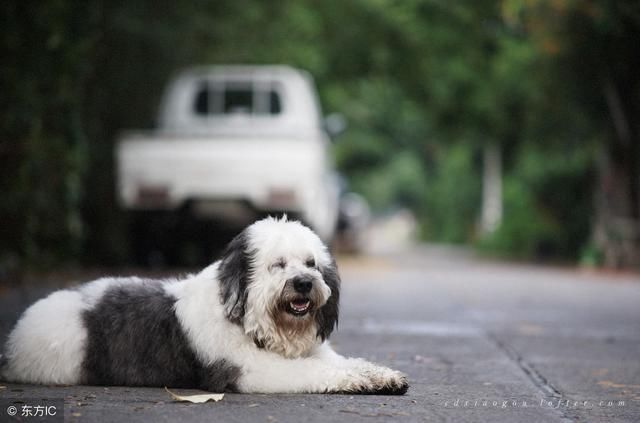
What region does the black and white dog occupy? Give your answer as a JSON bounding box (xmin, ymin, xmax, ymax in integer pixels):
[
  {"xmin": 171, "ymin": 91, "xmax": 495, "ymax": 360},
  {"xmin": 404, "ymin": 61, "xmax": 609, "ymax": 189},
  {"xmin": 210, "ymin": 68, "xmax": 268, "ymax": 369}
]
[{"xmin": 1, "ymin": 217, "xmax": 408, "ymax": 394}]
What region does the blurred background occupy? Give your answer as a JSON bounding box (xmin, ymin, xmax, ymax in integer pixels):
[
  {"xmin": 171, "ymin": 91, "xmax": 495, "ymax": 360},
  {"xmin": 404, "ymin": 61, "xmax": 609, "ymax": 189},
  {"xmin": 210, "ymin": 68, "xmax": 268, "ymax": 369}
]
[{"xmin": 1, "ymin": 0, "xmax": 640, "ymax": 277}]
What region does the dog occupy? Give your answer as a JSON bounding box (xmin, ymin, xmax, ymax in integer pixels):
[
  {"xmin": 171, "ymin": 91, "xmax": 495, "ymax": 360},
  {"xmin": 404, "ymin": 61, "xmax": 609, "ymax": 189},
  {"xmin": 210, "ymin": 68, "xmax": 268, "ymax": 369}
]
[{"xmin": 1, "ymin": 216, "xmax": 408, "ymax": 394}]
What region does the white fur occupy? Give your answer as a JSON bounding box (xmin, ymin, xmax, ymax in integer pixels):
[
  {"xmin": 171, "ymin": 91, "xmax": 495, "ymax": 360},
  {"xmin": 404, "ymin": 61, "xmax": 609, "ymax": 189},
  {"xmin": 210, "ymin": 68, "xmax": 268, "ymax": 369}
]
[
  {"xmin": 3, "ymin": 289, "xmax": 86, "ymax": 384},
  {"xmin": 2, "ymin": 217, "xmax": 407, "ymax": 393},
  {"xmin": 241, "ymin": 218, "xmax": 332, "ymax": 358}
]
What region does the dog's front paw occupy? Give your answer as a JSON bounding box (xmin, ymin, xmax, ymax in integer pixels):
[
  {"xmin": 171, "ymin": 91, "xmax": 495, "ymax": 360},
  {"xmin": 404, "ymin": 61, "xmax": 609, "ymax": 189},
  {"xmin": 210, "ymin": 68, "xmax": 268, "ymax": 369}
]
[
  {"xmin": 361, "ymin": 368, "xmax": 409, "ymax": 395},
  {"xmin": 338, "ymin": 360, "xmax": 409, "ymax": 395}
]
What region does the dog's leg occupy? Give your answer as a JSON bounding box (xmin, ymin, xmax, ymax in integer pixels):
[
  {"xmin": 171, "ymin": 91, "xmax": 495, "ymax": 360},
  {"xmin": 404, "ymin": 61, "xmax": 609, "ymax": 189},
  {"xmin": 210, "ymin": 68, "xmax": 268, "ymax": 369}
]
[{"xmin": 235, "ymin": 342, "xmax": 408, "ymax": 394}]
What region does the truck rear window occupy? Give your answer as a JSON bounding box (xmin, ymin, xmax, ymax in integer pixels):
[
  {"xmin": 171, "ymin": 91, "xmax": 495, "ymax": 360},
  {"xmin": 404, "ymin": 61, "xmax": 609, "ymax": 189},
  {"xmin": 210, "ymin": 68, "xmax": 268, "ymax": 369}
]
[{"xmin": 194, "ymin": 82, "xmax": 282, "ymax": 116}]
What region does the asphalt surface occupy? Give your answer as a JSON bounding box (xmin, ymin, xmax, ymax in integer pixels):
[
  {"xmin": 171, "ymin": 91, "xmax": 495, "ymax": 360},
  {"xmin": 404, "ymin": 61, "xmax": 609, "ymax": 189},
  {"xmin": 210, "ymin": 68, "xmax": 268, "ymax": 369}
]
[{"xmin": 1, "ymin": 245, "xmax": 639, "ymax": 422}]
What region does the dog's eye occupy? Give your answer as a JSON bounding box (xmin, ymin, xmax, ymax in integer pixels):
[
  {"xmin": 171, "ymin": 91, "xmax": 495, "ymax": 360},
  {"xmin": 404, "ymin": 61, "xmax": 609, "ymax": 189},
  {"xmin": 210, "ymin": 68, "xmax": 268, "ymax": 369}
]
[
  {"xmin": 272, "ymin": 259, "xmax": 286, "ymax": 270},
  {"xmin": 305, "ymin": 258, "xmax": 316, "ymax": 268}
]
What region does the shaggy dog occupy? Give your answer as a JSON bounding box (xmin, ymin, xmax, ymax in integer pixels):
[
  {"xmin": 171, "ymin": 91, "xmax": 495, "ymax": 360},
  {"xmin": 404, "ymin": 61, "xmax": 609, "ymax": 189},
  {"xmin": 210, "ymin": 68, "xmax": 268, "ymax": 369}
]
[{"xmin": 1, "ymin": 217, "xmax": 408, "ymax": 394}]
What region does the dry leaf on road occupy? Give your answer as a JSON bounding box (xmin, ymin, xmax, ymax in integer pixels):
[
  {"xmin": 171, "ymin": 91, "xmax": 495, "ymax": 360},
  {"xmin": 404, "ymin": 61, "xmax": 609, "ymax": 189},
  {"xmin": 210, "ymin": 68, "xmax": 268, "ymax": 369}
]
[{"xmin": 164, "ymin": 387, "xmax": 224, "ymax": 403}]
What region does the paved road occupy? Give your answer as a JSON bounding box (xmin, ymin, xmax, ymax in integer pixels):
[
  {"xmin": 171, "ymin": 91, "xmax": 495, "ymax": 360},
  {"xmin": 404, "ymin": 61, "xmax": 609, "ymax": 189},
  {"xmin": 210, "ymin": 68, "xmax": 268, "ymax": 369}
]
[{"xmin": 1, "ymin": 246, "xmax": 639, "ymax": 422}]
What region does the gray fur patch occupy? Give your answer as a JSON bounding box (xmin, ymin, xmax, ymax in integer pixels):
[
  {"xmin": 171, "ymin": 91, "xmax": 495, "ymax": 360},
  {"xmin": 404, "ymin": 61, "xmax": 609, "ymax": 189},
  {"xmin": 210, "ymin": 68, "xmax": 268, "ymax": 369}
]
[
  {"xmin": 82, "ymin": 281, "xmax": 240, "ymax": 391},
  {"xmin": 218, "ymin": 230, "xmax": 254, "ymax": 324},
  {"xmin": 316, "ymin": 259, "xmax": 340, "ymax": 340}
]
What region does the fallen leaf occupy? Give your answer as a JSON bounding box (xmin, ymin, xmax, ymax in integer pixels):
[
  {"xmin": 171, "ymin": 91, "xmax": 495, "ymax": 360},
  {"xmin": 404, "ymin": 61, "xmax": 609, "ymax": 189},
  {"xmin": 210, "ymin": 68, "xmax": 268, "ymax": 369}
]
[
  {"xmin": 597, "ymin": 381, "xmax": 640, "ymax": 390},
  {"xmin": 164, "ymin": 387, "xmax": 224, "ymax": 403}
]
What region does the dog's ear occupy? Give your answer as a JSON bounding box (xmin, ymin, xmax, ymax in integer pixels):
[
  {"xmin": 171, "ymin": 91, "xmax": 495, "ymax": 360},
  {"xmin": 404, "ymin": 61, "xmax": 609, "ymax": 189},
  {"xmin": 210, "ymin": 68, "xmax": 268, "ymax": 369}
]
[
  {"xmin": 316, "ymin": 258, "xmax": 340, "ymax": 340},
  {"xmin": 218, "ymin": 230, "xmax": 252, "ymax": 324}
]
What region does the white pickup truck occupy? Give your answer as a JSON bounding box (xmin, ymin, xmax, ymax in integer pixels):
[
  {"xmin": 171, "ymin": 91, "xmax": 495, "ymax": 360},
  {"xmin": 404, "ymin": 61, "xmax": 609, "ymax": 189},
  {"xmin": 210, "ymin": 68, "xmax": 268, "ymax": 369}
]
[{"xmin": 116, "ymin": 66, "xmax": 341, "ymax": 263}]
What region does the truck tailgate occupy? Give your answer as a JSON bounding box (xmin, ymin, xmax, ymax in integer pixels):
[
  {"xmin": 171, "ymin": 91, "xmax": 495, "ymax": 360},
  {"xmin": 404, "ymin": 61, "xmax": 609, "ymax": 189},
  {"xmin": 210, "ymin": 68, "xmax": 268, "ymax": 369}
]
[{"xmin": 116, "ymin": 134, "xmax": 329, "ymax": 211}]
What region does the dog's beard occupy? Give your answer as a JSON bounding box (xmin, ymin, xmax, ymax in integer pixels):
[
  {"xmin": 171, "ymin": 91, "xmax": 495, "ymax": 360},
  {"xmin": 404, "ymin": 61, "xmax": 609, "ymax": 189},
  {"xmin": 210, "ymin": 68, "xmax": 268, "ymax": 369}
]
[{"xmin": 246, "ymin": 280, "xmax": 328, "ymax": 358}]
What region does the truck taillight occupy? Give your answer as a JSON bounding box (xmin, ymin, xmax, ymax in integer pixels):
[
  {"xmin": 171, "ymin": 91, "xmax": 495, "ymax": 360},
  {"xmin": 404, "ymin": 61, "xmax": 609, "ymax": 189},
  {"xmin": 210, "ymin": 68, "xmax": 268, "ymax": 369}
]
[
  {"xmin": 136, "ymin": 186, "xmax": 169, "ymax": 206},
  {"xmin": 267, "ymin": 188, "xmax": 297, "ymax": 209}
]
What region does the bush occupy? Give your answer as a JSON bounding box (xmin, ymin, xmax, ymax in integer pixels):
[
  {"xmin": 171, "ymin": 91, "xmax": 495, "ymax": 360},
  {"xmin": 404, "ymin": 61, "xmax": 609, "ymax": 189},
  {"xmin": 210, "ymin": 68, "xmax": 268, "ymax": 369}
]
[
  {"xmin": 477, "ymin": 143, "xmax": 595, "ymax": 260},
  {"xmin": 421, "ymin": 144, "xmax": 481, "ymax": 243},
  {"xmin": 476, "ymin": 177, "xmax": 557, "ymax": 258}
]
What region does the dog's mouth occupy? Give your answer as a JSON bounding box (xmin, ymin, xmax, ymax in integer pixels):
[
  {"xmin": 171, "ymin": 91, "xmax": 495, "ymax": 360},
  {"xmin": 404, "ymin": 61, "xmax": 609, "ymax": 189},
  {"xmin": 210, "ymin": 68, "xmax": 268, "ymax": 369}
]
[{"xmin": 286, "ymin": 298, "xmax": 312, "ymax": 316}]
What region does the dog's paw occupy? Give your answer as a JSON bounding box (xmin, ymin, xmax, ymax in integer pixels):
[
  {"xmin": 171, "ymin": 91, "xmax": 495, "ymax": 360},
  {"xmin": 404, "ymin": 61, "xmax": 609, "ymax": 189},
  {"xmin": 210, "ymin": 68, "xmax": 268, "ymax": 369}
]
[
  {"xmin": 337, "ymin": 360, "xmax": 409, "ymax": 395},
  {"xmin": 369, "ymin": 369, "xmax": 409, "ymax": 395}
]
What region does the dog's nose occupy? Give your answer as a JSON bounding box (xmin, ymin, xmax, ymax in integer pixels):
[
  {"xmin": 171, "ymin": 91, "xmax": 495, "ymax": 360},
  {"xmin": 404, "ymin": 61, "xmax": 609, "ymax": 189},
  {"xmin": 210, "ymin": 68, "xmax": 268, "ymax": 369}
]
[{"xmin": 292, "ymin": 276, "xmax": 313, "ymax": 294}]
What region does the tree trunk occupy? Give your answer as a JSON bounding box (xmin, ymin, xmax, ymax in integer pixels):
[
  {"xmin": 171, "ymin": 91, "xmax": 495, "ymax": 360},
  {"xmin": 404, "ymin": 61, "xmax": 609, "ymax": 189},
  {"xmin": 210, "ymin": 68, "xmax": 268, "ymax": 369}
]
[
  {"xmin": 481, "ymin": 143, "xmax": 502, "ymax": 235},
  {"xmin": 595, "ymin": 77, "xmax": 640, "ymax": 268}
]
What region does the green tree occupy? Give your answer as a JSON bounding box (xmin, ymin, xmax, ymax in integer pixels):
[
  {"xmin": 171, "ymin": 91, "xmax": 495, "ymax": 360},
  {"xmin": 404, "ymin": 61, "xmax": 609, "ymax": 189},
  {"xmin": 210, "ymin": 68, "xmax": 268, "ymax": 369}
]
[{"xmin": 2, "ymin": 0, "xmax": 637, "ymax": 271}]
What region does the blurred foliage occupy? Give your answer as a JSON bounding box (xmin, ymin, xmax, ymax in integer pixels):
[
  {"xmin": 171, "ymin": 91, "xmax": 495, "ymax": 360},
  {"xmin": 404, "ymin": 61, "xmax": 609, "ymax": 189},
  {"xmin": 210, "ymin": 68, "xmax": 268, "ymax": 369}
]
[
  {"xmin": 1, "ymin": 0, "xmax": 638, "ymax": 269},
  {"xmin": 421, "ymin": 144, "xmax": 482, "ymax": 244},
  {"xmin": 478, "ymin": 143, "xmax": 595, "ymax": 259}
]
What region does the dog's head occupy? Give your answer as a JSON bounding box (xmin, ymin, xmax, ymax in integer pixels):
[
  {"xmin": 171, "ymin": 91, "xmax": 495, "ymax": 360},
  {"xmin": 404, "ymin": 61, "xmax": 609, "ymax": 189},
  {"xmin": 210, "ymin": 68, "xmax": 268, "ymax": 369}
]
[{"xmin": 217, "ymin": 216, "xmax": 340, "ymax": 357}]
